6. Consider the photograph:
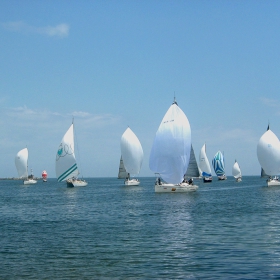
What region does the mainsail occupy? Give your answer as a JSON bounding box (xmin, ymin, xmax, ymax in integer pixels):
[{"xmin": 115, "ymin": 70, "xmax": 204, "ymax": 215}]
[
  {"xmin": 56, "ymin": 123, "xmax": 79, "ymax": 182},
  {"xmin": 199, "ymin": 144, "xmax": 212, "ymax": 177},
  {"xmin": 184, "ymin": 144, "xmax": 200, "ymax": 178},
  {"xmin": 118, "ymin": 156, "xmax": 128, "ymax": 179},
  {"xmin": 149, "ymin": 100, "xmax": 191, "ymax": 184}
]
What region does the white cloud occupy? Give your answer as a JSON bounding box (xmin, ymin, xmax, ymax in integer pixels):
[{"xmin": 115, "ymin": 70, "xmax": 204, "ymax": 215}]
[
  {"xmin": 259, "ymin": 97, "xmax": 280, "ymax": 108},
  {"xmin": 2, "ymin": 21, "xmax": 69, "ymax": 38}
]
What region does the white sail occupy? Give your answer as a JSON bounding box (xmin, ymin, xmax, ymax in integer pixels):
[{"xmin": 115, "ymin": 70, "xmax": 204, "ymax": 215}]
[
  {"xmin": 232, "ymin": 160, "xmax": 241, "ymax": 179},
  {"xmin": 15, "ymin": 148, "xmax": 28, "ymax": 178},
  {"xmin": 149, "ymin": 101, "xmax": 191, "ymax": 184},
  {"xmin": 120, "ymin": 127, "xmax": 143, "ymax": 175},
  {"xmin": 56, "ymin": 123, "xmax": 79, "ymax": 182},
  {"xmin": 257, "ymin": 129, "xmax": 280, "ymax": 176},
  {"xmin": 199, "ymin": 144, "xmax": 212, "ymax": 177}
]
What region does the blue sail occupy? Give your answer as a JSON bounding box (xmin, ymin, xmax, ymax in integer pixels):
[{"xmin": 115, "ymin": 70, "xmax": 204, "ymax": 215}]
[{"xmin": 212, "ymin": 151, "xmax": 225, "ymax": 176}]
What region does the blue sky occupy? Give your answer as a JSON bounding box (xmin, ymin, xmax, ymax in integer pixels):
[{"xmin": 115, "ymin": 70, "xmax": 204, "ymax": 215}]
[{"xmin": 1, "ymin": 0, "xmax": 280, "ymax": 178}]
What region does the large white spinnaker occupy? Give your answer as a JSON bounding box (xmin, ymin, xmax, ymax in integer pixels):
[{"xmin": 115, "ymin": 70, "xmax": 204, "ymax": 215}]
[
  {"xmin": 257, "ymin": 129, "xmax": 280, "ymax": 176},
  {"xmin": 121, "ymin": 127, "xmax": 143, "ymax": 176},
  {"xmin": 149, "ymin": 101, "xmax": 191, "ymax": 184},
  {"xmin": 56, "ymin": 123, "xmax": 79, "ymax": 182},
  {"xmin": 15, "ymin": 148, "xmax": 28, "ymax": 178}
]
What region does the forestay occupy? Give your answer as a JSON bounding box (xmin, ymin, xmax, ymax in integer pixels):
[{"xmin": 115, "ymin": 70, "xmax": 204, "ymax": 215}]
[{"xmin": 149, "ymin": 102, "xmax": 191, "ymax": 184}]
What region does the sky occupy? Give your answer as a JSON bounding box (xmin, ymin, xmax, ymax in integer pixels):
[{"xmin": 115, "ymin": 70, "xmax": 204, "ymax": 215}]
[{"xmin": 1, "ymin": 0, "xmax": 280, "ymax": 178}]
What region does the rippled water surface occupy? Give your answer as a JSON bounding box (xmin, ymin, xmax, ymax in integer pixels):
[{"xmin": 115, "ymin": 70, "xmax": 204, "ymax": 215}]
[{"xmin": 1, "ymin": 176, "xmax": 280, "ymax": 279}]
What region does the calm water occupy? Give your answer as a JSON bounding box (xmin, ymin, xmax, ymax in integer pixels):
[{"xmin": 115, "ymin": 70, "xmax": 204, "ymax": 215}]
[{"xmin": 1, "ymin": 176, "xmax": 280, "ymax": 279}]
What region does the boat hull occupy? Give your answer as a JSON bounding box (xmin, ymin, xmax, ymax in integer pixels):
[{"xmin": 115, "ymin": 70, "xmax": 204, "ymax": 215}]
[
  {"xmin": 66, "ymin": 179, "xmax": 88, "ymax": 187},
  {"xmin": 203, "ymin": 177, "xmax": 212, "ymax": 183},
  {"xmin": 267, "ymin": 179, "xmax": 280, "ymax": 186},
  {"xmin": 125, "ymin": 179, "xmax": 140, "ymax": 186},
  {"xmin": 218, "ymin": 175, "xmax": 227, "ymax": 180},
  {"xmin": 155, "ymin": 183, "xmax": 198, "ymax": 193},
  {"xmin": 236, "ymin": 177, "xmax": 242, "ymax": 182},
  {"xmin": 24, "ymin": 179, "xmax": 37, "ymax": 185}
]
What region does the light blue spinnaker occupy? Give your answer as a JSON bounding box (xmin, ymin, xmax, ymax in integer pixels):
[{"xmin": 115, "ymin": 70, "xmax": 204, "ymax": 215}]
[{"xmin": 212, "ymin": 151, "xmax": 225, "ymax": 176}]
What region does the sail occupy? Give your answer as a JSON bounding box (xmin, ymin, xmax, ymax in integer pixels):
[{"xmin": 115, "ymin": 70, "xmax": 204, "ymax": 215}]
[
  {"xmin": 55, "ymin": 123, "xmax": 79, "ymax": 182},
  {"xmin": 118, "ymin": 156, "xmax": 128, "ymax": 179},
  {"xmin": 15, "ymin": 148, "xmax": 28, "ymax": 178},
  {"xmin": 120, "ymin": 127, "xmax": 143, "ymax": 175},
  {"xmin": 257, "ymin": 129, "xmax": 280, "ymax": 176},
  {"xmin": 199, "ymin": 144, "xmax": 212, "ymax": 177},
  {"xmin": 261, "ymin": 167, "xmax": 269, "ymax": 178},
  {"xmin": 149, "ymin": 101, "xmax": 191, "ymax": 184},
  {"xmin": 232, "ymin": 160, "xmax": 241, "ymax": 178},
  {"xmin": 212, "ymin": 151, "xmax": 225, "ymax": 176},
  {"xmin": 42, "ymin": 170, "xmax": 47, "ymax": 179},
  {"xmin": 184, "ymin": 144, "xmax": 200, "ymax": 178}
]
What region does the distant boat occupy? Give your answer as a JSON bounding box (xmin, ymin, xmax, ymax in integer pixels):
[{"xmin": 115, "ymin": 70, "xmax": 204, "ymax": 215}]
[
  {"xmin": 120, "ymin": 127, "xmax": 143, "ymax": 186},
  {"xmin": 212, "ymin": 151, "xmax": 227, "ymax": 180},
  {"xmin": 199, "ymin": 143, "xmax": 212, "ymax": 183},
  {"xmin": 15, "ymin": 148, "xmax": 37, "ymax": 185},
  {"xmin": 257, "ymin": 125, "xmax": 280, "ymax": 186},
  {"xmin": 232, "ymin": 160, "xmax": 242, "ymax": 182},
  {"xmin": 149, "ymin": 98, "xmax": 198, "ymax": 192},
  {"xmin": 117, "ymin": 156, "xmax": 129, "ymax": 179},
  {"xmin": 42, "ymin": 170, "xmax": 47, "ymax": 182},
  {"xmin": 184, "ymin": 144, "xmax": 200, "ymax": 180},
  {"xmin": 56, "ymin": 120, "xmax": 88, "ymax": 187}
]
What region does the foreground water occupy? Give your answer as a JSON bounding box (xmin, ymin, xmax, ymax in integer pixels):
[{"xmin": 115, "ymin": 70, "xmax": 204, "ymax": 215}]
[{"xmin": 1, "ymin": 176, "xmax": 280, "ymax": 279}]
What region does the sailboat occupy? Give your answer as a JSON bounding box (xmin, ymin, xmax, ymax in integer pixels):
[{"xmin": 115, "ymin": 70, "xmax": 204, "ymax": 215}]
[
  {"xmin": 184, "ymin": 144, "xmax": 200, "ymax": 181},
  {"xmin": 212, "ymin": 151, "xmax": 227, "ymax": 180},
  {"xmin": 15, "ymin": 148, "xmax": 37, "ymax": 185},
  {"xmin": 199, "ymin": 143, "xmax": 212, "ymax": 183},
  {"xmin": 232, "ymin": 160, "xmax": 242, "ymax": 182},
  {"xmin": 42, "ymin": 170, "xmax": 47, "ymax": 182},
  {"xmin": 149, "ymin": 98, "xmax": 198, "ymax": 192},
  {"xmin": 120, "ymin": 127, "xmax": 143, "ymax": 186},
  {"xmin": 55, "ymin": 121, "xmax": 88, "ymax": 187},
  {"xmin": 257, "ymin": 125, "xmax": 280, "ymax": 186},
  {"xmin": 117, "ymin": 156, "xmax": 129, "ymax": 179}
]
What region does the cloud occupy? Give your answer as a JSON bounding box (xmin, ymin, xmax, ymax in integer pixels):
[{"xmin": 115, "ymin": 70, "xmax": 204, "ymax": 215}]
[
  {"xmin": 2, "ymin": 21, "xmax": 69, "ymax": 38},
  {"xmin": 259, "ymin": 97, "xmax": 280, "ymax": 108},
  {"xmin": 4, "ymin": 106, "xmax": 121, "ymax": 131}
]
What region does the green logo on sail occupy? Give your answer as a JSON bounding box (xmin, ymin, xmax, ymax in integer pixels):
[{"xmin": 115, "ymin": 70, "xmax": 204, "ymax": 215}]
[{"xmin": 57, "ymin": 148, "xmax": 63, "ymax": 156}]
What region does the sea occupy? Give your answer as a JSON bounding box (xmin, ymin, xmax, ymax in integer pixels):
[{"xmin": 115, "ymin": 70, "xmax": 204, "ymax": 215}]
[{"xmin": 1, "ymin": 176, "xmax": 280, "ymax": 279}]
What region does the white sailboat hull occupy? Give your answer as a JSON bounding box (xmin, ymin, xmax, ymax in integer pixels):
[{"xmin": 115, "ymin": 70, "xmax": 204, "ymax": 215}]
[
  {"xmin": 24, "ymin": 179, "xmax": 37, "ymax": 185},
  {"xmin": 66, "ymin": 178, "xmax": 88, "ymax": 187},
  {"xmin": 236, "ymin": 177, "xmax": 242, "ymax": 182},
  {"xmin": 218, "ymin": 175, "xmax": 227, "ymax": 180},
  {"xmin": 267, "ymin": 178, "xmax": 280, "ymax": 186},
  {"xmin": 155, "ymin": 182, "xmax": 198, "ymax": 193},
  {"xmin": 125, "ymin": 179, "xmax": 140, "ymax": 186}
]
